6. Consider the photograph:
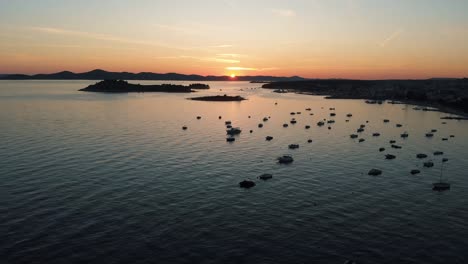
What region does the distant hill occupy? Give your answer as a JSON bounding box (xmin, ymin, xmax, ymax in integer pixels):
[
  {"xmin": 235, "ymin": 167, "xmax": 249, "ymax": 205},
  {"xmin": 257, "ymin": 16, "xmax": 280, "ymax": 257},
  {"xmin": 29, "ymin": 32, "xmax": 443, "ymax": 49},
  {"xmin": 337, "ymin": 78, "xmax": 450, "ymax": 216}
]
[{"xmin": 0, "ymin": 69, "xmax": 305, "ymax": 82}]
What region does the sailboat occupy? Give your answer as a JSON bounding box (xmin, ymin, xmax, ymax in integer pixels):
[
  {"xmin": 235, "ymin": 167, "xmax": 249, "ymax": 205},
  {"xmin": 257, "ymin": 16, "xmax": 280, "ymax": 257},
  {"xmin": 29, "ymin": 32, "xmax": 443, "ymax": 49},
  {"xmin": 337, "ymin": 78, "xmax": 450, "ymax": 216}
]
[{"xmin": 432, "ymin": 158, "xmax": 450, "ymax": 191}]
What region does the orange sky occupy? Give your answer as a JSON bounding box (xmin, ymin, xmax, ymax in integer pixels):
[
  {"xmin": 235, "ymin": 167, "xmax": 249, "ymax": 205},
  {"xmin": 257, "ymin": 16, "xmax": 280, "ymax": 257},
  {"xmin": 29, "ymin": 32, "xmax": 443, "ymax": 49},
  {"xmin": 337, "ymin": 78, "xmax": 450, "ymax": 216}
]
[{"xmin": 1, "ymin": 1, "xmax": 467, "ymax": 79}]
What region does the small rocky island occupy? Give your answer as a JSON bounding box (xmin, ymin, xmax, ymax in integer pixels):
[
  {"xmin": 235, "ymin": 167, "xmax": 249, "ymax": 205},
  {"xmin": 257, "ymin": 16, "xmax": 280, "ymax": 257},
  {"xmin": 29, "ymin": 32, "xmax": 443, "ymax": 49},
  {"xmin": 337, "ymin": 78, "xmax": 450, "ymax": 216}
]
[
  {"xmin": 188, "ymin": 95, "xmax": 246, "ymax": 101},
  {"xmin": 79, "ymin": 80, "xmax": 209, "ymax": 93}
]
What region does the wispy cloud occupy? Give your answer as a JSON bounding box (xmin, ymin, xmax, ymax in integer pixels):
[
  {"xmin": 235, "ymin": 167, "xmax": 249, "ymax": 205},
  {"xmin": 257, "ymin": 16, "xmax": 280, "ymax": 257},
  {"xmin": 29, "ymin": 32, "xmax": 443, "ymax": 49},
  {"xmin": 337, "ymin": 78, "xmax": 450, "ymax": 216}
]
[
  {"xmin": 205, "ymin": 58, "xmax": 240, "ymax": 63},
  {"xmin": 29, "ymin": 26, "xmax": 177, "ymax": 48},
  {"xmin": 154, "ymin": 24, "xmax": 200, "ymax": 35},
  {"xmin": 157, "ymin": 55, "xmax": 240, "ymax": 64},
  {"xmin": 380, "ymin": 29, "xmax": 404, "ymax": 47},
  {"xmin": 210, "ymin": 44, "xmax": 234, "ymax": 48},
  {"xmin": 226, "ymin": 66, "xmax": 279, "ymax": 71},
  {"xmin": 217, "ymin": 53, "xmax": 244, "ymax": 58},
  {"xmin": 226, "ymin": 66, "xmax": 257, "ymax": 71},
  {"xmin": 270, "ymin": 8, "xmax": 296, "ymax": 17}
]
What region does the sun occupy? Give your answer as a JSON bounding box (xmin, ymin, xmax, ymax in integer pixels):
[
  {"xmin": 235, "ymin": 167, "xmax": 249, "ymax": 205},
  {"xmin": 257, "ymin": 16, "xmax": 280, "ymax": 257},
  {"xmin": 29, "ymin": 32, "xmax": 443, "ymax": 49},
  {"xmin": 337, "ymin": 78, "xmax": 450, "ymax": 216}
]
[{"xmin": 230, "ymin": 73, "xmax": 236, "ymax": 78}]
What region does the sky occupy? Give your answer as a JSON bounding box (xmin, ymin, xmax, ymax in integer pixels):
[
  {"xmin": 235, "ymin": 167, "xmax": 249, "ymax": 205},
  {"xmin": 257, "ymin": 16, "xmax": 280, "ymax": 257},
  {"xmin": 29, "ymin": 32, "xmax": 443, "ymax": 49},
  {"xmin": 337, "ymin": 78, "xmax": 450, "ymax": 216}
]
[{"xmin": 0, "ymin": 0, "xmax": 467, "ymax": 79}]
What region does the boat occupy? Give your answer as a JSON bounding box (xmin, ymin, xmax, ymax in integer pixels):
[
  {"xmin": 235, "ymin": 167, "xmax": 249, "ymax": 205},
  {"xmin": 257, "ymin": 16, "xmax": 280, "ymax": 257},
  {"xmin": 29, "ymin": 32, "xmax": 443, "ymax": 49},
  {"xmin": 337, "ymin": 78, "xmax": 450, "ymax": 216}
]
[
  {"xmin": 266, "ymin": 136, "xmax": 273, "ymax": 141},
  {"xmin": 383, "ymin": 119, "xmax": 390, "ymax": 123},
  {"xmin": 277, "ymin": 155, "xmax": 294, "ymax": 164},
  {"xmin": 417, "ymin": 154, "xmax": 428, "ymax": 159},
  {"xmin": 385, "ymin": 154, "xmax": 396, "ymax": 159},
  {"xmin": 283, "ymin": 123, "xmax": 289, "ymax": 127},
  {"xmin": 226, "ymin": 127, "xmax": 242, "ymax": 135},
  {"xmin": 226, "ymin": 137, "xmax": 235, "ymax": 142},
  {"xmin": 346, "ymin": 113, "xmax": 353, "ymax": 117},
  {"xmin": 263, "ymin": 117, "xmax": 268, "ymax": 121},
  {"xmin": 400, "ymin": 132, "xmax": 409, "ymax": 138},
  {"xmin": 288, "ymin": 144, "xmax": 300, "ymax": 149},
  {"xmin": 258, "ymin": 174, "xmax": 273, "ymax": 180},
  {"xmin": 424, "ymin": 161, "xmax": 434, "ymax": 167},
  {"xmin": 372, "ymin": 133, "xmax": 381, "ymax": 137},
  {"xmin": 350, "ymin": 134, "xmax": 358, "ymax": 139},
  {"xmin": 330, "ymin": 113, "xmax": 336, "ymax": 116},
  {"xmin": 317, "ymin": 121, "xmax": 325, "ymax": 126},
  {"xmin": 432, "ymin": 159, "xmax": 450, "ymax": 191},
  {"xmin": 182, "ymin": 126, "xmax": 187, "ymax": 130},
  {"xmin": 357, "ymin": 128, "xmax": 364, "ymax": 133},
  {"xmin": 425, "ymin": 133, "xmax": 434, "ymax": 137},
  {"xmin": 225, "ymin": 121, "xmax": 232, "ymax": 125},
  {"xmin": 258, "ymin": 123, "xmax": 263, "ymax": 128},
  {"xmin": 368, "ymin": 168, "xmax": 382, "ymax": 176},
  {"xmin": 305, "ymin": 125, "xmax": 311, "ymax": 129},
  {"xmin": 432, "ymin": 182, "xmax": 450, "ymax": 191},
  {"xmin": 239, "ymin": 180, "xmax": 255, "ymax": 188},
  {"xmin": 359, "ymin": 138, "xmax": 365, "ymax": 142},
  {"xmin": 290, "ymin": 119, "xmax": 297, "ymax": 124}
]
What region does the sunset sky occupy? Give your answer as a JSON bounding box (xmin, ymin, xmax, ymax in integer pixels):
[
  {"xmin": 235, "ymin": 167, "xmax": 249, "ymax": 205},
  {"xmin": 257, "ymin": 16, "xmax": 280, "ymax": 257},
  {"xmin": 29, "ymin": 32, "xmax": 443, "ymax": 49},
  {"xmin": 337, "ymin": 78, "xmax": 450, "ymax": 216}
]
[{"xmin": 1, "ymin": 0, "xmax": 467, "ymax": 79}]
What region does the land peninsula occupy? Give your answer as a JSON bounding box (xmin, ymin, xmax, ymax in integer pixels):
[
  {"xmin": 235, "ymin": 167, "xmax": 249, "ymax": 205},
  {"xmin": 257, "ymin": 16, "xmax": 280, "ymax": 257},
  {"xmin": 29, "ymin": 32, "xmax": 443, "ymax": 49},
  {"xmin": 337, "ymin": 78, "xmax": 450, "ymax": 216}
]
[
  {"xmin": 79, "ymin": 80, "xmax": 209, "ymax": 93},
  {"xmin": 263, "ymin": 79, "xmax": 468, "ymax": 115}
]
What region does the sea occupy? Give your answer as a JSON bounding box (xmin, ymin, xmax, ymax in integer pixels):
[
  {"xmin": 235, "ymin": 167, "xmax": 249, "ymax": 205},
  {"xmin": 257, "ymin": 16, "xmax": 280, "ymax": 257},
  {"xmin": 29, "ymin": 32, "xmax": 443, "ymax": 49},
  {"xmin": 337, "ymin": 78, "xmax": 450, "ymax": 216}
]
[{"xmin": 1, "ymin": 80, "xmax": 468, "ymax": 264}]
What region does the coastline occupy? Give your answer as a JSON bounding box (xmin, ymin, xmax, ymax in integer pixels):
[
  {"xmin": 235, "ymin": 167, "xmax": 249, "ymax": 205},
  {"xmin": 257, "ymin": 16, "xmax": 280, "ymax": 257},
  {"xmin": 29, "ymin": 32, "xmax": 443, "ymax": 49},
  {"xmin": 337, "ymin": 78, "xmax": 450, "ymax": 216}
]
[
  {"xmin": 263, "ymin": 79, "xmax": 468, "ymax": 118},
  {"xmin": 293, "ymin": 91, "xmax": 468, "ymax": 118}
]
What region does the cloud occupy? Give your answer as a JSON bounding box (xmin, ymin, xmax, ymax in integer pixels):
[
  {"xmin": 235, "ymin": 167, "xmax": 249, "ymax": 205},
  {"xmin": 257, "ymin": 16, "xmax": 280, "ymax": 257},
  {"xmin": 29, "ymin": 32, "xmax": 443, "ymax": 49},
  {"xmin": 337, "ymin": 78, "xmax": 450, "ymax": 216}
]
[
  {"xmin": 217, "ymin": 53, "xmax": 244, "ymax": 58},
  {"xmin": 210, "ymin": 44, "xmax": 234, "ymax": 48},
  {"xmin": 270, "ymin": 8, "xmax": 296, "ymax": 17},
  {"xmin": 157, "ymin": 55, "xmax": 240, "ymax": 64},
  {"xmin": 380, "ymin": 29, "xmax": 404, "ymax": 47},
  {"xmin": 226, "ymin": 66, "xmax": 280, "ymax": 71},
  {"xmin": 29, "ymin": 26, "xmax": 176, "ymax": 48},
  {"xmin": 154, "ymin": 24, "xmax": 200, "ymax": 35},
  {"xmin": 226, "ymin": 66, "xmax": 257, "ymax": 71},
  {"xmin": 205, "ymin": 58, "xmax": 240, "ymax": 63}
]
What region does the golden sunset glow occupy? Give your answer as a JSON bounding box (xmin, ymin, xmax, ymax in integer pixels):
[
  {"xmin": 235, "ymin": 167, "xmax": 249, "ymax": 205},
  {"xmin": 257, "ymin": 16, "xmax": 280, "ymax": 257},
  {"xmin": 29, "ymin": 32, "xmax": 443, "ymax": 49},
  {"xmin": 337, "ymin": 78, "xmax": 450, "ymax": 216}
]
[
  {"xmin": 0, "ymin": 1, "xmax": 467, "ymax": 79},
  {"xmin": 230, "ymin": 74, "xmax": 236, "ymax": 78}
]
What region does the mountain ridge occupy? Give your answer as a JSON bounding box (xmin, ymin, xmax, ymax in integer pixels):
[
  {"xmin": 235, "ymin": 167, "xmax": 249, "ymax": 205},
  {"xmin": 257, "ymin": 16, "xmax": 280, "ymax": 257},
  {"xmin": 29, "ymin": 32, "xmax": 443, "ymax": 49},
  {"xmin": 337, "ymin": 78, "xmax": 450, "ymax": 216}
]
[{"xmin": 0, "ymin": 69, "xmax": 305, "ymax": 82}]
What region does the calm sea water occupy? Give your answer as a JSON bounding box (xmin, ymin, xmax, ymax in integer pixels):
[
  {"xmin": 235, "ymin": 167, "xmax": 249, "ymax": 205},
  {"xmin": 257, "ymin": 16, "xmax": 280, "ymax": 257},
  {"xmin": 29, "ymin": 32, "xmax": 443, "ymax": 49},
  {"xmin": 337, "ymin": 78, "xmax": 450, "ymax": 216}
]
[{"xmin": 1, "ymin": 80, "xmax": 468, "ymax": 264}]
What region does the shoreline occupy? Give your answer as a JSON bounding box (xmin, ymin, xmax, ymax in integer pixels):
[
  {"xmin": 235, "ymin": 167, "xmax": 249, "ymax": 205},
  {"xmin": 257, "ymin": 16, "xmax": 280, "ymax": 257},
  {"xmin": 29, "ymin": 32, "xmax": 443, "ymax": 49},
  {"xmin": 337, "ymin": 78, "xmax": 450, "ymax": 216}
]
[
  {"xmin": 291, "ymin": 91, "xmax": 468, "ymax": 118},
  {"xmin": 262, "ymin": 79, "xmax": 468, "ymax": 118}
]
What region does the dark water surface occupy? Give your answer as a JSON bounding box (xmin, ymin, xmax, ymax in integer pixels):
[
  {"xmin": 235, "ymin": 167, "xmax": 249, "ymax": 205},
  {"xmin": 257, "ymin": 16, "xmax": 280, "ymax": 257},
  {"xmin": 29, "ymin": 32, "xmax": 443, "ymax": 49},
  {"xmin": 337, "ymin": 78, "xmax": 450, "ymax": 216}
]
[{"xmin": 1, "ymin": 80, "xmax": 468, "ymax": 264}]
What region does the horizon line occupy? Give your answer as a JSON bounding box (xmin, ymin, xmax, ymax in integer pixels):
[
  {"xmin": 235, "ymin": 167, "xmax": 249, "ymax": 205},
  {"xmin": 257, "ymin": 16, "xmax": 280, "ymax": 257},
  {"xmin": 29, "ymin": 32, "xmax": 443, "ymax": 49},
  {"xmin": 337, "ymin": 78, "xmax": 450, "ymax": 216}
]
[{"xmin": 1, "ymin": 69, "xmax": 467, "ymax": 81}]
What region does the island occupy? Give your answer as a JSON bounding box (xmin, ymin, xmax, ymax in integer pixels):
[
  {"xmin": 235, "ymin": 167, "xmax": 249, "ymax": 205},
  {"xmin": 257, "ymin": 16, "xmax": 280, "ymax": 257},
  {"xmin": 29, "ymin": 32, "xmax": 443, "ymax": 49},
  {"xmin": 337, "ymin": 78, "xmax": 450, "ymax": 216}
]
[
  {"xmin": 79, "ymin": 80, "xmax": 209, "ymax": 93},
  {"xmin": 188, "ymin": 95, "xmax": 246, "ymax": 101},
  {"xmin": 262, "ymin": 79, "xmax": 468, "ymax": 114}
]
